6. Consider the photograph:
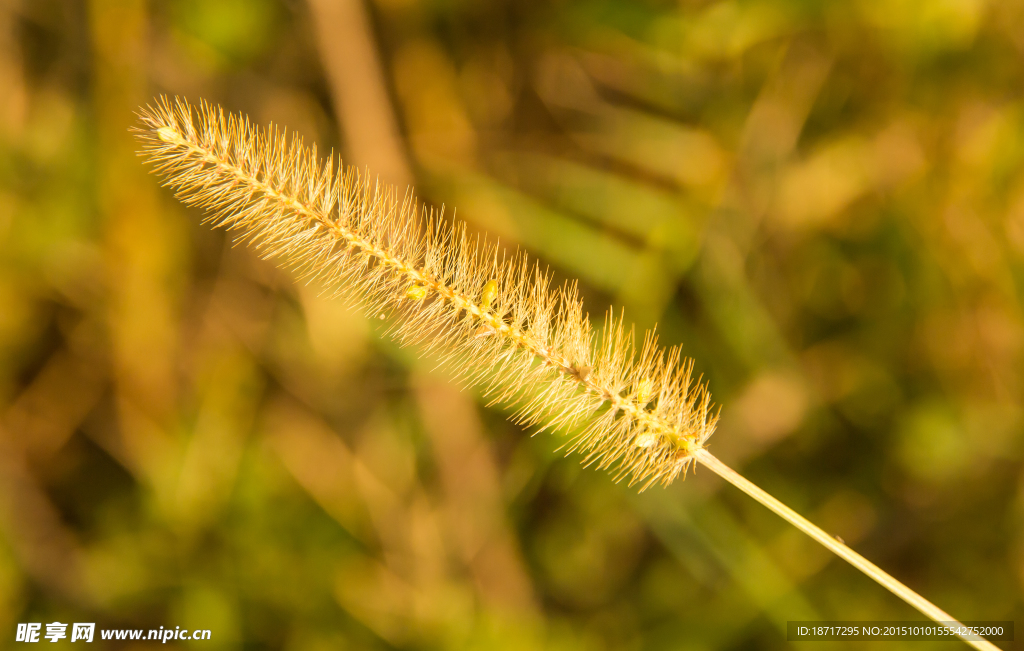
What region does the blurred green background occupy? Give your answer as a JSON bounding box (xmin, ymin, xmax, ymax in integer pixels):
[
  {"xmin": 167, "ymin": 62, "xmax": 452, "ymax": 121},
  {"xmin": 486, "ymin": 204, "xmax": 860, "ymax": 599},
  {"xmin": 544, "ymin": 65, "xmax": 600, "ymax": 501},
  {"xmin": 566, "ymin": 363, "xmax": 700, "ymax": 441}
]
[{"xmin": 1, "ymin": 0, "xmax": 1022, "ymax": 648}]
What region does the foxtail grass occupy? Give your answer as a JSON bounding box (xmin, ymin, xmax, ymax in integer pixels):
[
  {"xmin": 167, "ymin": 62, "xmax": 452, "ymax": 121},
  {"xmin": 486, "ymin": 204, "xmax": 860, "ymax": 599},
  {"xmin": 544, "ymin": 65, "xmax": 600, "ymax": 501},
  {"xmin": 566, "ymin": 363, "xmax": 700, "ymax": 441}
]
[{"xmin": 135, "ymin": 97, "xmax": 1000, "ymax": 650}]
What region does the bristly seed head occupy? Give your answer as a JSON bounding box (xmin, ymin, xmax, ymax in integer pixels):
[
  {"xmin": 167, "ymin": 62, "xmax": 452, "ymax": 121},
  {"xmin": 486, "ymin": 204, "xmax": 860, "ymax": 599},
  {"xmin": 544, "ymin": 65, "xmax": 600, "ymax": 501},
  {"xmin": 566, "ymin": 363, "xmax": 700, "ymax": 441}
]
[
  {"xmin": 636, "ymin": 378, "xmax": 654, "ymax": 405},
  {"xmin": 635, "ymin": 431, "xmax": 658, "ymax": 448},
  {"xmin": 133, "ymin": 96, "xmax": 718, "ymax": 489},
  {"xmin": 157, "ymin": 126, "xmax": 179, "ymax": 143},
  {"xmin": 405, "ymin": 284, "xmax": 429, "ymax": 300},
  {"xmin": 481, "ymin": 279, "xmax": 498, "ymax": 311},
  {"xmin": 571, "ymin": 364, "xmax": 592, "ymax": 381}
]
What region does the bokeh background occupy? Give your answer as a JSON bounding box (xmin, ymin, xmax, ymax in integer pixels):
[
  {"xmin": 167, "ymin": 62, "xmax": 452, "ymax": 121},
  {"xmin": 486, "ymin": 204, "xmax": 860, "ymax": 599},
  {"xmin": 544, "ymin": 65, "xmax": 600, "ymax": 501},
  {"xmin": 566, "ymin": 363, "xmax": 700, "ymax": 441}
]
[{"xmin": 1, "ymin": 0, "xmax": 1022, "ymax": 648}]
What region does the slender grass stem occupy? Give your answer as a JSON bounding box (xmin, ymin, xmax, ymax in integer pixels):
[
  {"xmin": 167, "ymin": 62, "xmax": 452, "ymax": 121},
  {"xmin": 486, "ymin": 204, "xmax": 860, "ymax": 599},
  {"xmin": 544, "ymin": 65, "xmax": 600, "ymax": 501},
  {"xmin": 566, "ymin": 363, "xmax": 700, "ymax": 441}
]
[{"xmin": 694, "ymin": 449, "xmax": 1000, "ymax": 651}]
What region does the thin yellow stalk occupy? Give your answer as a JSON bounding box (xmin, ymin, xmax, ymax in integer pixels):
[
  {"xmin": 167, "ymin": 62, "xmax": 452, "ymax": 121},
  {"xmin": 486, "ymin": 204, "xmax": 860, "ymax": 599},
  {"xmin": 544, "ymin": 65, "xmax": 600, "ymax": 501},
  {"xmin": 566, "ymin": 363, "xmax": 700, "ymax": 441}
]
[{"xmin": 694, "ymin": 449, "xmax": 1000, "ymax": 651}]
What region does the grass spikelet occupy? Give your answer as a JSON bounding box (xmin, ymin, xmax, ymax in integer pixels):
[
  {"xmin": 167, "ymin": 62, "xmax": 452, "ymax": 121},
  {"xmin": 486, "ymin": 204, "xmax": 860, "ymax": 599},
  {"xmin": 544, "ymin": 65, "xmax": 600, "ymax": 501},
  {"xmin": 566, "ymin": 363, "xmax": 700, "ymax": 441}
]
[
  {"xmin": 134, "ymin": 97, "xmax": 1000, "ymax": 650},
  {"xmin": 134, "ymin": 96, "xmax": 716, "ymax": 489}
]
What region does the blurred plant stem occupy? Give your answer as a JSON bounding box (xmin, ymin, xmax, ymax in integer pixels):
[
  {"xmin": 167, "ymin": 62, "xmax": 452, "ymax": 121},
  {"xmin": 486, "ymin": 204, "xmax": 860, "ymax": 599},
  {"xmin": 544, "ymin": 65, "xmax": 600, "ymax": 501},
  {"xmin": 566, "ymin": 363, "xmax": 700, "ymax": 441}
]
[
  {"xmin": 306, "ymin": 0, "xmax": 412, "ymax": 188},
  {"xmin": 90, "ymin": 0, "xmax": 184, "ymax": 490}
]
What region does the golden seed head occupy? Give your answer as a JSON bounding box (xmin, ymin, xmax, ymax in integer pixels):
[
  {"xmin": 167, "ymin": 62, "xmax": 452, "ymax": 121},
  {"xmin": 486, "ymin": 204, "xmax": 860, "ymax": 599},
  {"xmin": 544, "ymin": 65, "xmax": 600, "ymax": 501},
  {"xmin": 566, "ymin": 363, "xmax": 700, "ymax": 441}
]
[
  {"xmin": 481, "ymin": 279, "xmax": 498, "ymax": 310},
  {"xmin": 133, "ymin": 96, "xmax": 717, "ymax": 490},
  {"xmin": 635, "ymin": 431, "xmax": 659, "ymax": 448},
  {"xmin": 636, "ymin": 378, "xmax": 654, "ymax": 404},
  {"xmin": 405, "ymin": 284, "xmax": 428, "ymax": 300},
  {"xmin": 572, "ymin": 364, "xmax": 592, "ymax": 381},
  {"xmin": 157, "ymin": 126, "xmax": 180, "ymax": 143}
]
